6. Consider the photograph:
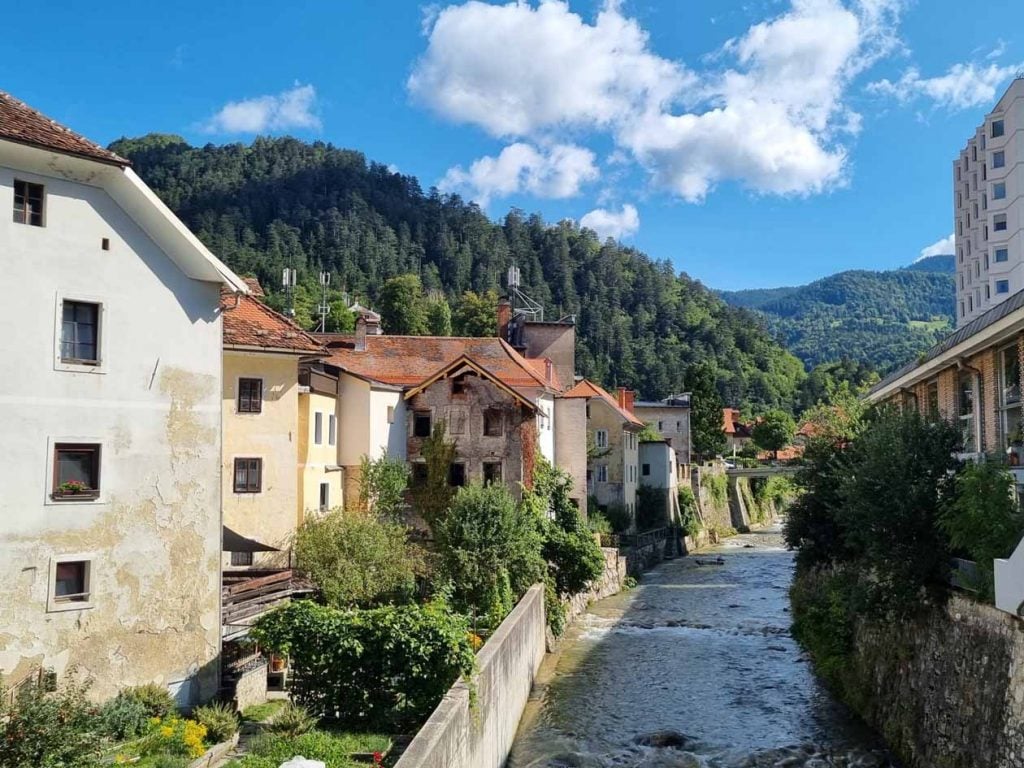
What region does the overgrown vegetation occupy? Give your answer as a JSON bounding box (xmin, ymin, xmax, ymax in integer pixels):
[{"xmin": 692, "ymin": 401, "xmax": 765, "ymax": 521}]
[
  {"xmin": 294, "ymin": 510, "xmax": 419, "ymax": 608},
  {"xmin": 225, "ymin": 729, "xmax": 391, "ymax": 768},
  {"xmin": 751, "ymin": 409, "xmax": 796, "ymax": 460},
  {"xmin": 635, "ymin": 486, "xmax": 669, "ymax": 531},
  {"xmin": 356, "ymin": 455, "xmax": 409, "ymax": 520},
  {"xmin": 250, "ymin": 598, "xmax": 475, "ymax": 732},
  {"xmin": 409, "ymin": 422, "xmax": 458, "ymax": 532},
  {"xmin": 0, "ymin": 677, "xmax": 102, "ymax": 768},
  {"xmin": 677, "ymin": 486, "xmax": 701, "ymax": 540},
  {"xmin": 193, "ymin": 701, "xmax": 240, "ymax": 744}
]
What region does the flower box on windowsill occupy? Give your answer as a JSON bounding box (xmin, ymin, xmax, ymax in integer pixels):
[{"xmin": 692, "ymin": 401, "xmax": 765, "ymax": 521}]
[{"xmin": 51, "ymin": 489, "xmax": 100, "ymax": 501}]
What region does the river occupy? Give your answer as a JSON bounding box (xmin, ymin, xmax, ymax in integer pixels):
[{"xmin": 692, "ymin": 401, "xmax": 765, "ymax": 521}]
[{"xmin": 507, "ymin": 525, "xmax": 896, "ymax": 768}]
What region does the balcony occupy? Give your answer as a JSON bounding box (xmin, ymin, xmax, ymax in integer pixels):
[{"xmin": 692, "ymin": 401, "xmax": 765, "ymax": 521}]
[{"xmin": 222, "ymin": 569, "xmax": 312, "ymax": 640}]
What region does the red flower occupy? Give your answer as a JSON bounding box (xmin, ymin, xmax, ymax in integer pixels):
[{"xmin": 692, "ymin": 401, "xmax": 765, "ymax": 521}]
[{"xmin": 373, "ymin": 751, "xmax": 384, "ymax": 765}]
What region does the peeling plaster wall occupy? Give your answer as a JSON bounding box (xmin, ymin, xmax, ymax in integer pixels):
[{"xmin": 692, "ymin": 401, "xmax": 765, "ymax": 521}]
[
  {"xmin": 0, "ymin": 164, "xmax": 223, "ymax": 702},
  {"xmin": 223, "ymin": 351, "xmax": 301, "ymax": 565}
]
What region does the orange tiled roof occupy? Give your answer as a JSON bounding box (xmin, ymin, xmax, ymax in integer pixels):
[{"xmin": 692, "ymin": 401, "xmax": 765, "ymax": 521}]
[
  {"xmin": 563, "ymin": 379, "xmax": 644, "ymax": 427},
  {"xmin": 221, "ymin": 290, "xmax": 324, "ymax": 354},
  {"xmin": 242, "ymin": 277, "xmax": 265, "ymax": 298},
  {"xmin": 319, "ymin": 334, "xmax": 554, "ymax": 394},
  {"xmin": 0, "ymin": 91, "xmax": 128, "ymax": 166}
]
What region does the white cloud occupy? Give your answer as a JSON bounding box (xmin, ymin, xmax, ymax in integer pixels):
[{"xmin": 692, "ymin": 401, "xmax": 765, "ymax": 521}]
[
  {"xmin": 439, "ymin": 142, "xmax": 598, "ymax": 206},
  {"xmin": 869, "ymin": 62, "xmax": 1021, "ymax": 110},
  {"xmin": 409, "ymin": 0, "xmax": 691, "ymax": 137},
  {"xmin": 580, "ymin": 204, "xmax": 640, "ymax": 240},
  {"xmin": 204, "ymin": 83, "xmax": 321, "ymax": 133},
  {"xmin": 918, "ymin": 233, "xmax": 955, "ymax": 261},
  {"xmin": 411, "ymin": 0, "xmax": 907, "ymax": 203},
  {"xmin": 987, "ymin": 40, "xmax": 1007, "ymax": 60}
]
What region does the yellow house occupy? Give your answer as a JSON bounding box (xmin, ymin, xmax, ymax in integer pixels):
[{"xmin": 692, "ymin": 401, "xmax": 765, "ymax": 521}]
[
  {"xmin": 221, "ymin": 285, "xmax": 324, "ymax": 569},
  {"xmin": 297, "ymin": 364, "xmax": 344, "ymax": 519}
]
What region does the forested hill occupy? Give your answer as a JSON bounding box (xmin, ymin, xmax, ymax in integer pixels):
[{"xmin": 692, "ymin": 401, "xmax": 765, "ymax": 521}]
[
  {"xmin": 111, "ymin": 134, "xmax": 806, "ymax": 411},
  {"xmin": 719, "ymin": 260, "xmax": 955, "ymax": 372}
]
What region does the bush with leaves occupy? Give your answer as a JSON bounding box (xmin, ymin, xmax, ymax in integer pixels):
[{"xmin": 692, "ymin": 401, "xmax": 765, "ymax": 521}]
[
  {"xmin": 250, "ymin": 598, "xmax": 475, "ymax": 732},
  {"xmin": 587, "ymin": 511, "xmax": 613, "ymax": 535},
  {"xmin": 294, "ymin": 509, "xmax": 417, "ymax": 608},
  {"xmin": 636, "ymin": 486, "xmax": 670, "ymax": 531},
  {"xmin": 0, "ymin": 676, "xmax": 102, "ymax": 768},
  {"xmin": 601, "ymin": 502, "xmax": 633, "ymax": 533},
  {"xmin": 357, "ymin": 455, "xmax": 409, "ymax": 520},
  {"xmin": 940, "ymin": 461, "xmax": 1024, "ymax": 601},
  {"xmin": 99, "ymin": 690, "xmax": 150, "ymax": 741},
  {"xmin": 677, "ymin": 486, "xmax": 701, "ymax": 539},
  {"xmin": 410, "ymin": 422, "xmax": 458, "ymax": 532},
  {"xmin": 124, "ymin": 682, "xmax": 177, "ymax": 718},
  {"xmin": 435, "ymin": 483, "xmax": 546, "ymax": 620},
  {"xmin": 264, "ymin": 703, "xmax": 317, "ymax": 738},
  {"xmin": 193, "ymin": 700, "xmax": 240, "ymax": 743}
]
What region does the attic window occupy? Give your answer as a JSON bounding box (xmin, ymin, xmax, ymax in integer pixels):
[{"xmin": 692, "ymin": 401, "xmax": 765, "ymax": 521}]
[
  {"xmin": 13, "ymin": 180, "xmax": 44, "ymax": 226},
  {"xmin": 451, "ymin": 375, "xmax": 467, "ymax": 395},
  {"xmin": 484, "ymin": 409, "xmax": 504, "ymax": 437},
  {"xmin": 414, "ymin": 412, "xmax": 432, "ymax": 438}
]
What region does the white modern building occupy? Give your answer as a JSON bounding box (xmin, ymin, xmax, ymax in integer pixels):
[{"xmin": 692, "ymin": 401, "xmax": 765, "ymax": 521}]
[
  {"xmin": 0, "ymin": 91, "xmax": 247, "ymax": 703},
  {"xmin": 955, "ymin": 77, "xmax": 1024, "ymax": 326}
]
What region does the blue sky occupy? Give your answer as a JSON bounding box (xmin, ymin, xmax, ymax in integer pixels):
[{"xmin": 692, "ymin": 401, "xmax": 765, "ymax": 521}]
[{"xmin": 3, "ymin": 0, "xmax": 1023, "ymax": 289}]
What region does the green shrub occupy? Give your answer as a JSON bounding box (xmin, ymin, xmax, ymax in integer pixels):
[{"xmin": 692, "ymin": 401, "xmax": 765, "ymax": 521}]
[
  {"xmin": 136, "ymin": 715, "xmax": 207, "ymax": 759},
  {"xmin": 265, "ymin": 702, "xmax": 316, "ymax": 738},
  {"xmin": 436, "ymin": 483, "xmax": 545, "ymax": 619},
  {"xmin": 587, "ymin": 511, "xmax": 613, "ymax": 535},
  {"xmin": 0, "ymin": 676, "xmax": 102, "ymax": 768},
  {"xmin": 250, "ymin": 598, "xmax": 476, "ymax": 732},
  {"xmin": 124, "ymin": 683, "xmax": 177, "ymax": 718},
  {"xmin": 603, "ymin": 502, "xmax": 632, "ymax": 533},
  {"xmin": 295, "ymin": 509, "xmax": 416, "ymax": 608},
  {"xmin": 237, "ymin": 729, "xmax": 391, "ymax": 768},
  {"xmin": 790, "ymin": 569, "xmax": 859, "ymax": 692},
  {"xmin": 636, "ymin": 486, "xmax": 669, "ymax": 531},
  {"xmin": 544, "ymin": 579, "xmax": 567, "ymax": 638},
  {"xmin": 357, "ymin": 455, "xmax": 409, "ymax": 520},
  {"xmin": 193, "ymin": 700, "xmax": 239, "ymax": 743},
  {"xmin": 940, "ymin": 461, "xmax": 1024, "ymax": 601},
  {"xmin": 704, "ymin": 473, "xmax": 727, "ymax": 508},
  {"xmin": 99, "ymin": 691, "xmax": 150, "ymax": 741},
  {"xmin": 677, "ymin": 487, "xmax": 701, "ymax": 539}
]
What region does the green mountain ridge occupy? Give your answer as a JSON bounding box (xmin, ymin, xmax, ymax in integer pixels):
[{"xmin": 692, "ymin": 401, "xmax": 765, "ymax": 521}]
[
  {"xmin": 111, "ymin": 133, "xmax": 807, "ymax": 412},
  {"xmin": 719, "ymin": 258, "xmax": 955, "ymax": 372}
]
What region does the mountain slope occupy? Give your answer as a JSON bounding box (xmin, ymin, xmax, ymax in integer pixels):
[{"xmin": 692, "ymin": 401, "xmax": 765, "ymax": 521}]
[
  {"xmin": 111, "ymin": 133, "xmax": 806, "ymax": 411},
  {"xmin": 719, "ymin": 263, "xmax": 955, "ymax": 372}
]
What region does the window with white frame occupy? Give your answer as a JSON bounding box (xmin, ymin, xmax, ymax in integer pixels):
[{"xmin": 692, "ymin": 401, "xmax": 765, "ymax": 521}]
[
  {"xmin": 992, "ymin": 119, "xmax": 1005, "ymax": 138},
  {"xmin": 596, "ymin": 464, "xmax": 608, "ymax": 483},
  {"xmin": 314, "ymin": 412, "xmax": 323, "ymax": 444},
  {"xmin": 13, "ymin": 179, "xmax": 44, "ymax": 226},
  {"xmin": 997, "ymin": 280, "xmax": 1010, "ymax": 294},
  {"xmin": 319, "ymin": 482, "xmax": 330, "ymax": 511},
  {"xmin": 959, "ymin": 370, "xmax": 977, "ymax": 453},
  {"xmin": 996, "ymin": 248, "xmax": 1009, "ymax": 262},
  {"xmin": 328, "ymin": 414, "xmax": 336, "ymax": 446},
  {"xmin": 993, "ymin": 150, "xmax": 1006, "ymax": 168},
  {"xmin": 994, "ymin": 182, "xmax": 1007, "ymax": 200},
  {"xmin": 995, "ymin": 214, "xmax": 1008, "ymax": 232},
  {"xmin": 48, "ymin": 555, "xmax": 93, "ymax": 612},
  {"xmin": 595, "ymin": 429, "xmax": 608, "ymax": 449},
  {"xmin": 1001, "ymin": 344, "xmax": 1022, "ymax": 448}
]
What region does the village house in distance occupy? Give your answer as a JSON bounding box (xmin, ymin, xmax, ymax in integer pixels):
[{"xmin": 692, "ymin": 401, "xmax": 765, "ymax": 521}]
[{"xmin": 0, "ymin": 91, "xmax": 248, "ymax": 703}]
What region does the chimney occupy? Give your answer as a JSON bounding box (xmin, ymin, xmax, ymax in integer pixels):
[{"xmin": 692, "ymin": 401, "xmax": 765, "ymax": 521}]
[
  {"xmin": 497, "ymin": 298, "xmax": 512, "ymax": 341},
  {"xmin": 545, "ymin": 359, "xmax": 553, "ymax": 385},
  {"xmin": 617, "ymin": 387, "xmax": 635, "ymax": 413},
  {"xmin": 355, "ymin": 316, "xmax": 367, "ymax": 352},
  {"xmin": 365, "ymin": 313, "xmax": 381, "ymax": 336}
]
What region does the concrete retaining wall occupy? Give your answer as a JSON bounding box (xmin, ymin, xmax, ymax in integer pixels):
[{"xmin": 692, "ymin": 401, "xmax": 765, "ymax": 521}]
[
  {"xmin": 394, "ymin": 584, "xmax": 546, "ymax": 768},
  {"xmin": 851, "ymin": 595, "xmax": 1024, "ymax": 768}
]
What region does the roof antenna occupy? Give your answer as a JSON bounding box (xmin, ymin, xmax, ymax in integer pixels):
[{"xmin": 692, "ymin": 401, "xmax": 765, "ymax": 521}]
[
  {"xmin": 507, "ymin": 263, "xmax": 543, "ymax": 322},
  {"xmin": 316, "ymin": 271, "xmax": 331, "ymax": 332},
  {"xmin": 282, "ymin": 267, "xmax": 297, "ymax": 317}
]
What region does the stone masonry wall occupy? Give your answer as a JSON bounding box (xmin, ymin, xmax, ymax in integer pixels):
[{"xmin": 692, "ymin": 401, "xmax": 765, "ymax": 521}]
[
  {"xmin": 851, "ymin": 595, "xmax": 1024, "ymax": 768},
  {"xmin": 232, "ymin": 661, "xmax": 268, "ymax": 712},
  {"xmin": 550, "ymin": 547, "xmax": 627, "ymax": 650}
]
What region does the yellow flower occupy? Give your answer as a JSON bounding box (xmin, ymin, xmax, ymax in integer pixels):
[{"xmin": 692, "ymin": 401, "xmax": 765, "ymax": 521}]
[{"xmin": 160, "ymin": 725, "xmax": 174, "ymax": 737}]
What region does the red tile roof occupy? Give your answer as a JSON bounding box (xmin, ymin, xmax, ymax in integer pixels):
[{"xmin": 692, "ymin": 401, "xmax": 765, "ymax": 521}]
[
  {"xmin": 319, "ymin": 335, "xmax": 554, "ymax": 395},
  {"xmin": 562, "ymin": 379, "xmax": 644, "ymax": 427},
  {"xmin": 722, "ymin": 408, "xmax": 753, "ymax": 437},
  {"xmin": 221, "ymin": 290, "xmax": 324, "ymax": 354},
  {"xmin": 0, "ymin": 91, "xmax": 129, "ymax": 166}
]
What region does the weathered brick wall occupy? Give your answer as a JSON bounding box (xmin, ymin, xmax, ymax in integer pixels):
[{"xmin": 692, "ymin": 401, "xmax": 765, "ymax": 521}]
[
  {"xmin": 937, "ymin": 368, "xmax": 958, "ymax": 421},
  {"xmin": 851, "ymin": 595, "xmax": 1024, "ymax": 768}
]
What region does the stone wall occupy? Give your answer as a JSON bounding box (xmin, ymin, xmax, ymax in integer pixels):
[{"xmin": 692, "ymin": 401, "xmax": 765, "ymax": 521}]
[
  {"xmin": 394, "ymin": 584, "xmax": 546, "ymax": 768},
  {"xmin": 625, "ymin": 537, "xmax": 667, "ymax": 576},
  {"xmin": 692, "ymin": 465, "xmax": 733, "ymax": 535},
  {"xmin": 552, "ymin": 547, "xmax": 627, "ymax": 649},
  {"xmin": 232, "ymin": 660, "xmax": 268, "ymax": 712},
  {"xmin": 850, "ymin": 595, "xmax": 1024, "ymax": 768}
]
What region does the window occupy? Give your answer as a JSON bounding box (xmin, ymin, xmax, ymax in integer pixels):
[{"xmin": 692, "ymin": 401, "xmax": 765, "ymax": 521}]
[
  {"xmin": 451, "ymin": 376, "xmax": 466, "ymax": 395},
  {"xmin": 986, "ymin": 252, "xmax": 990, "ymax": 270},
  {"xmin": 959, "ymin": 371, "xmax": 976, "ymax": 452},
  {"xmin": 12, "ymin": 179, "xmax": 44, "ymax": 226},
  {"xmin": 595, "ymin": 429, "xmax": 608, "ymax": 449},
  {"xmin": 960, "ymin": 274, "xmax": 964, "ymax": 290},
  {"xmin": 968, "ymin": 295, "xmax": 974, "ymax": 312},
  {"xmin": 983, "ymin": 163, "xmax": 988, "ymax": 181},
  {"xmin": 927, "ymin": 381, "xmax": 939, "ymax": 417},
  {"xmin": 52, "ymin": 443, "xmax": 100, "ymax": 499},
  {"xmin": 596, "ymin": 465, "xmax": 608, "ymax": 483},
  {"xmin": 984, "ymin": 193, "xmax": 988, "ymax": 210},
  {"xmin": 448, "ymin": 462, "xmax": 466, "ymax": 487},
  {"xmin": 996, "ymin": 248, "xmax": 1009, "ymax": 262},
  {"xmin": 986, "ymin": 284, "xmax": 991, "ymax": 300},
  {"xmin": 233, "ymin": 458, "xmax": 262, "ymax": 493},
  {"xmin": 976, "ymin": 261, "xmax": 981, "ymax": 278},
  {"xmin": 237, "ymin": 378, "xmax": 262, "ymax": 413},
  {"xmin": 960, "ymin": 301, "xmax": 965, "ymax": 318},
  {"xmin": 483, "ymin": 461, "xmax": 502, "ymax": 485},
  {"xmin": 387, "ymin": 406, "xmax": 396, "ymax": 424},
  {"xmin": 328, "ymin": 414, "xmax": 336, "ymax": 446},
  {"xmin": 994, "ymin": 150, "xmax": 1006, "ymax": 168},
  {"xmin": 319, "ymin": 482, "xmax": 330, "ymax": 511},
  {"xmin": 484, "ymin": 408, "xmax": 504, "ymax": 437},
  {"xmin": 411, "ymin": 463, "xmax": 428, "ymax": 487},
  {"xmin": 51, "ymin": 560, "xmax": 90, "ymax": 608},
  {"xmin": 60, "ymin": 301, "xmax": 99, "ymax": 364},
  {"xmin": 642, "ymin": 463, "xmax": 651, "ymax": 476},
  {"xmin": 230, "ymin": 551, "xmax": 253, "ymax": 567},
  {"xmin": 657, "ymin": 421, "xmax": 663, "ymax": 431},
  {"xmin": 1002, "ymin": 344, "xmax": 1022, "ymax": 447},
  {"xmin": 992, "ymin": 120, "xmax": 1005, "ymax": 138},
  {"xmin": 995, "ymin": 214, "xmax": 1008, "ymax": 232},
  {"xmin": 997, "ymin": 280, "xmax": 1010, "ymax": 294},
  {"xmin": 972, "ymin": 145, "xmax": 978, "ymax": 162},
  {"xmin": 994, "ymin": 182, "xmax": 1006, "ymax": 200},
  {"xmin": 314, "ymin": 412, "xmax": 323, "ymax": 444},
  {"xmin": 414, "ymin": 412, "xmax": 432, "ymax": 438}
]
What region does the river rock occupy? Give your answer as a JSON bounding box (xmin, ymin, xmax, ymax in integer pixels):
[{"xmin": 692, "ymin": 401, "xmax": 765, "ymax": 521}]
[
  {"xmin": 547, "ymin": 752, "xmax": 604, "ymax": 767},
  {"xmin": 633, "ymin": 730, "xmax": 693, "ymax": 749}
]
